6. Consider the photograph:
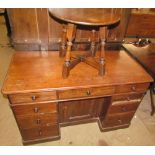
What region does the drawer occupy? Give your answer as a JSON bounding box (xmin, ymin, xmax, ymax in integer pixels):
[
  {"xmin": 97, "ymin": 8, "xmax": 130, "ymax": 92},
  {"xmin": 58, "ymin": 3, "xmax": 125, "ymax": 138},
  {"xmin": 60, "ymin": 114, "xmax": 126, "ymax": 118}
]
[
  {"xmin": 58, "ymin": 86, "xmax": 114, "ymax": 99},
  {"xmin": 108, "ymin": 101, "xmax": 140, "ymax": 114},
  {"xmin": 9, "ymin": 91, "xmax": 57, "ymax": 104},
  {"xmin": 115, "ymin": 83, "xmax": 149, "ymax": 94},
  {"xmin": 16, "ymin": 113, "xmax": 58, "ymax": 129},
  {"xmin": 112, "ymin": 93, "xmax": 144, "ymax": 102},
  {"xmin": 12, "ymin": 102, "xmax": 57, "ymax": 116},
  {"xmin": 21, "ymin": 125, "xmax": 60, "ymax": 141},
  {"xmin": 103, "ymin": 111, "xmax": 135, "ymax": 127}
]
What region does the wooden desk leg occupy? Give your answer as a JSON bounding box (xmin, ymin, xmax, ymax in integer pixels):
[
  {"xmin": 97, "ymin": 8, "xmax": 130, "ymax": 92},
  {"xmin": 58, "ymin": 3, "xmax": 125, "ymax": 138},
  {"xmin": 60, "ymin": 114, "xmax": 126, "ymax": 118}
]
[
  {"xmin": 90, "ymin": 30, "xmax": 96, "ymax": 57},
  {"xmin": 60, "ymin": 24, "xmax": 67, "ymax": 57},
  {"xmin": 62, "ymin": 24, "xmax": 76, "ymax": 78},
  {"xmin": 150, "ymin": 84, "xmax": 155, "ymax": 116}
]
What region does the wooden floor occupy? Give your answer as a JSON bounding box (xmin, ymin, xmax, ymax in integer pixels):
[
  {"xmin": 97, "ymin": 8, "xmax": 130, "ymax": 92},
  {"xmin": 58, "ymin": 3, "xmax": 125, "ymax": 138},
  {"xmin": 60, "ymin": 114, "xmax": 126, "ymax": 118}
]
[{"xmin": 0, "ymin": 16, "xmax": 155, "ymax": 146}]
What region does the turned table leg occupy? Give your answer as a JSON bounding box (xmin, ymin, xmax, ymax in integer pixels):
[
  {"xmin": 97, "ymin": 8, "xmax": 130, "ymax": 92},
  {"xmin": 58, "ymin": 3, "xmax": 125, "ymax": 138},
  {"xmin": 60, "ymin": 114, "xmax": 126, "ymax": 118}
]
[
  {"xmin": 99, "ymin": 27, "xmax": 106, "ymax": 76},
  {"xmin": 62, "ymin": 24, "xmax": 76, "ymax": 78},
  {"xmin": 60, "ymin": 24, "xmax": 67, "ymax": 57},
  {"xmin": 90, "ymin": 30, "xmax": 96, "ymax": 57},
  {"xmin": 99, "ymin": 40, "xmax": 105, "ymax": 76}
]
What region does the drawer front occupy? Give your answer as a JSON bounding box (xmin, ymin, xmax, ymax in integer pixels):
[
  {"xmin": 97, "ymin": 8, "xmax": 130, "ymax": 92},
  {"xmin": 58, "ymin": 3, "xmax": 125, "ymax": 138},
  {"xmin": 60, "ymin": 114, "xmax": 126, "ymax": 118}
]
[
  {"xmin": 108, "ymin": 101, "xmax": 140, "ymax": 114},
  {"xmin": 9, "ymin": 91, "xmax": 57, "ymax": 104},
  {"xmin": 115, "ymin": 83, "xmax": 149, "ymax": 94},
  {"xmin": 112, "ymin": 93, "xmax": 144, "ymax": 102},
  {"xmin": 103, "ymin": 112, "xmax": 135, "ymax": 127},
  {"xmin": 58, "ymin": 86, "xmax": 114, "ymax": 99},
  {"xmin": 21, "ymin": 125, "xmax": 60, "ymax": 141},
  {"xmin": 16, "ymin": 113, "xmax": 58, "ymax": 129},
  {"xmin": 12, "ymin": 102, "xmax": 57, "ymax": 116}
]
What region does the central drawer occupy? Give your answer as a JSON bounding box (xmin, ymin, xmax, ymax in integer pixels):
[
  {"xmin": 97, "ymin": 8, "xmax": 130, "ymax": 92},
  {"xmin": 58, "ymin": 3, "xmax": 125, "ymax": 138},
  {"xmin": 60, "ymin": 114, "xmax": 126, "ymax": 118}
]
[
  {"xmin": 58, "ymin": 86, "xmax": 115, "ymax": 100},
  {"xmin": 12, "ymin": 102, "xmax": 57, "ymax": 116}
]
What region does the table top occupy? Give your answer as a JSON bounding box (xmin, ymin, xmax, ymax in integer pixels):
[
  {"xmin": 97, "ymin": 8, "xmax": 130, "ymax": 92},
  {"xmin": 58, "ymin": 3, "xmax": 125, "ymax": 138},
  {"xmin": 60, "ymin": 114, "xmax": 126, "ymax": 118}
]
[
  {"xmin": 123, "ymin": 44, "xmax": 155, "ymax": 79},
  {"xmin": 2, "ymin": 50, "xmax": 152, "ymax": 94},
  {"xmin": 49, "ymin": 8, "xmax": 121, "ymax": 26}
]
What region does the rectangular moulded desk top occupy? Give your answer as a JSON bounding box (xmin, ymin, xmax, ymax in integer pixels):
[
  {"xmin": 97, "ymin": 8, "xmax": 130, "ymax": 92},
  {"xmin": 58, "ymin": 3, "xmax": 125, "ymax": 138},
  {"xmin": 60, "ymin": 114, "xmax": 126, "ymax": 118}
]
[{"xmin": 2, "ymin": 50, "xmax": 153, "ymax": 94}]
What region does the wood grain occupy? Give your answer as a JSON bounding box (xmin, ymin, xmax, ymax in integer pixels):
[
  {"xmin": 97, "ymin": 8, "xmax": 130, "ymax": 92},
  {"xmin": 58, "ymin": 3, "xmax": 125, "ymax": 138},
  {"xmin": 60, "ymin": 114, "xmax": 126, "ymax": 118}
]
[
  {"xmin": 2, "ymin": 50, "xmax": 152, "ymax": 94},
  {"xmin": 7, "ymin": 8, "xmax": 131, "ymax": 51}
]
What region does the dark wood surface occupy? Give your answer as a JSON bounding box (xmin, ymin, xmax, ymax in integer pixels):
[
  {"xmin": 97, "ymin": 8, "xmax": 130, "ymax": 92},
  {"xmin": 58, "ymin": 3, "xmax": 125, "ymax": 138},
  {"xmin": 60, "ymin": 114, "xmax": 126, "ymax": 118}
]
[
  {"xmin": 123, "ymin": 44, "xmax": 155, "ymax": 79},
  {"xmin": 7, "ymin": 8, "xmax": 130, "ymax": 51},
  {"xmin": 126, "ymin": 9, "xmax": 155, "ymax": 37},
  {"xmin": 49, "ymin": 9, "xmax": 121, "ymax": 26},
  {"xmin": 2, "ymin": 50, "xmax": 152, "ymax": 94},
  {"xmin": 123, "ymin": 43, "xmax": 155, "ymax": 115},
  {"xmin": 9, "ymin": 8, "xmax": 155, "ymax": 49}
]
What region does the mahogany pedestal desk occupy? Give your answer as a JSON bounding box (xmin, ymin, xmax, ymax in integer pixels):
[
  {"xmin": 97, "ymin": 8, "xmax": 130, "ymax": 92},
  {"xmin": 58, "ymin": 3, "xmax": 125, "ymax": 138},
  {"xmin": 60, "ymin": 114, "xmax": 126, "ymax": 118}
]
[
  {"xmin": 49, "ymin": 9, "xmax": 121, "ymax": 78},
  {"xmin": 2, "ymin": 50, "xmax": 152, "ymax": 144}
]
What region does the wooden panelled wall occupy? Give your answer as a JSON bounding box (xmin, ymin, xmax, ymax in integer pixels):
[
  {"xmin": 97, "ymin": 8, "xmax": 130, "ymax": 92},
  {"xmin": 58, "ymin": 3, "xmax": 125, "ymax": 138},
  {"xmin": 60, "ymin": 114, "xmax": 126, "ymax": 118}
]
[
  {"xmin": 126, "ymin": 8, "xmax": 155, "ymax": 37},
  {"xmin": 7, "ymin": 8, "xmax": 131, "ymax": 51}
]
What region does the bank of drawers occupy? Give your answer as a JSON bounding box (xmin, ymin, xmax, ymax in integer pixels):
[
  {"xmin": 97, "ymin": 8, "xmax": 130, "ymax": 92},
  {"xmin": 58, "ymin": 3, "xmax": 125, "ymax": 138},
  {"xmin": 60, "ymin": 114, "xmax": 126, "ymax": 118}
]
[
  {"xmin": 8, "ymin": 83, "xmax": 149, "ymax": 142},
  {"xmin": 102, "ymin": 92, "xmax": 144, "ymax": 128},
  {"xmin": 58, "ymin": 83, "xmax": 148, "ymax": 100},
  {"xmin": 9, "ymin": 91, "xmax": 60, "ymax": 143},
  {"xmin": 9, "ymin": 83, "xmax": 148, "ymax": 103}
]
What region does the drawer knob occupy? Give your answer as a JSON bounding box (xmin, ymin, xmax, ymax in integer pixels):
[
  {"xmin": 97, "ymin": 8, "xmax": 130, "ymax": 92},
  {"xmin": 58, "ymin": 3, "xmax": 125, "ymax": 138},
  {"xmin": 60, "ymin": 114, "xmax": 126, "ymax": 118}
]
[
  {"xmin": 36, "ymin": 119, "xmax": 41, "ymax": 124},
  {"xmin": 31, "ymin": 95, "xmax": 36, "ymax": 101},
  {"xmin": 86, "ymin": 90, "xmax": 91, "ymax": 96},
  {"xmin": 38, "ymin": 130, "xmax": 42, "ymax": 136},
  {"xmin": 127, "ymin": 97, "xmax": 130, "ymax": 101},
  {"xmin": 118, "ymin": 119, "xmax": 122, "ymax": 124},
  {"xmin": 34, "ymin": 107, "xmax": 39, "ymax": 113},
  {"xmin": 122, "ymin": 107, "xmax": 127, "ymax": 112},
  {"xmin": 131, "ymin": 86, "xmax": 136, "ymax": 91}
]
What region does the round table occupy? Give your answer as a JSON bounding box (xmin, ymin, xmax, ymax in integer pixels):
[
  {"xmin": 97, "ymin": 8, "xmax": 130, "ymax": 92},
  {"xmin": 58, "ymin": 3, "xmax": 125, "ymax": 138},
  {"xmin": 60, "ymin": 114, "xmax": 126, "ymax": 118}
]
[{"xmin": 49, "ymin": 9, "xmax": 121, "ymax": 78}]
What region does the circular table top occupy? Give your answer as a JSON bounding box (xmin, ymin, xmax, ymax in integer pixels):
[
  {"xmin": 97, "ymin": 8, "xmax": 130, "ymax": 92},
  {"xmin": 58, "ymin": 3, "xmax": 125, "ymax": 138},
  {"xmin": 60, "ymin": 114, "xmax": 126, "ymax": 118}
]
[{"xmin": 49, "ymin": 8, "xmax": 121, "ymax": 26}]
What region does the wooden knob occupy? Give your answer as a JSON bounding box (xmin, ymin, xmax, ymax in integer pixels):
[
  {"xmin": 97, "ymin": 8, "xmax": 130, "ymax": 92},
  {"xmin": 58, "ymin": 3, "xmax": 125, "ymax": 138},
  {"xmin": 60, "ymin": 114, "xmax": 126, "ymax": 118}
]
[
  {"xmin": 36, "ymin": 119, "xmax": 41, "ymax": 124},
  {"xmin": 131, "ymin": 86, "xmax": 136, "ymax": 91},
  {"xmin": 127, "ymin": 97, "xmax": 130, "ymax": 101},
  {"xmin": 31, "ymin": 95, "xmax": 36, "ymax": 101},
  {"xmin": 86, "ymin": 90, "xmax": 91, "ymax": 96},
  {"xmin": 122, "ymin": 107, "xmax": 127, "ymax": 112},
  {"xmin": 118, "ymin": 119, "xmax": 122, "ymax": 124},
  {"xmin": 38, "ymin": 130, "xmax": 42, "ymax": 136},
  {"xmin": 34, "ymin": 107, "xmax": 39, "ymax": 113}
]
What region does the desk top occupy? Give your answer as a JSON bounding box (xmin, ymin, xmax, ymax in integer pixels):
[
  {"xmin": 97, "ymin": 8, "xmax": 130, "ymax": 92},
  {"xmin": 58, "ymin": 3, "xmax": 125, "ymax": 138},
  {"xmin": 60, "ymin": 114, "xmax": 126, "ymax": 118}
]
[
  {"xmin": 123, "ymin": 44, "xmax": 155, "ymax": 79},
  {"xmin": 2, "ymin": 50, "xmax": 152, "ymax": 94},
  {"xmin": 49, "ymin": 8, "xmax": 120, "ymax": 26}
]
